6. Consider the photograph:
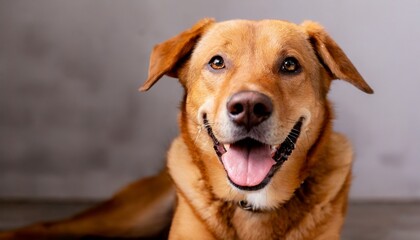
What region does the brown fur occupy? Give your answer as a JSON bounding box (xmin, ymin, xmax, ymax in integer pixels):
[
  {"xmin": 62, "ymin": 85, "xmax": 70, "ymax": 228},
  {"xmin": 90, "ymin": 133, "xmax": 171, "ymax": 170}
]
[{"xmin": 0, "ymin": 19, "xmax": 372, "ymax": 240}]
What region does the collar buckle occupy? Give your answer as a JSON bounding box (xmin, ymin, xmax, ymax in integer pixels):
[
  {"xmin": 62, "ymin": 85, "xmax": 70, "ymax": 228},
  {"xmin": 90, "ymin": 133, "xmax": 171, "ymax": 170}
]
[{"xmin": 238, "ymin": 200, "xmax": 256, "ymax": 212}]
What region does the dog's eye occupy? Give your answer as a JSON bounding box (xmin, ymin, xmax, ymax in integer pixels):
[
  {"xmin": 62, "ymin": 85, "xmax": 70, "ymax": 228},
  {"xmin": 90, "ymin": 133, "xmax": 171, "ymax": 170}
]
[
  {"xmin": 209, "ymin": 55, "xmax": 225, "ymax": 70},
  {"xmin": 280, "ymin": 57, "xmax": 301, "ymax": 74}
]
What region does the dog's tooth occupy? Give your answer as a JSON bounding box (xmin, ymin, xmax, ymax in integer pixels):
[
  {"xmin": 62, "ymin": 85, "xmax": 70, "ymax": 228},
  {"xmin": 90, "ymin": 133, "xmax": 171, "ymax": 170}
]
[
  {"xmin": 216, "ymin": 144, "xmax": 226, "ymax": 156},
  {"xmin": 224, "ymin": 144, "xmax": 230, "ymax": 150},
  {"xmin": 270, "ymin": 145, "xmax": 277, "ymax": 155}
]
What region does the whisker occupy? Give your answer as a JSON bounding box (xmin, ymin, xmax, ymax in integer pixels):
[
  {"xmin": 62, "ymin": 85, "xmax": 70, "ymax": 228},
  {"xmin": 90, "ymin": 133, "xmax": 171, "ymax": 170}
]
[
  {"xmin": 194, "ymin": 125, "xmax": 204, "ymax": 144},
  {"xmin": 304, "ymin": 129, "xmax": 311, "ymax": 146},
  {"xmin": 284, "ymin": 117, "xmax": 299, "ymax": 124}
]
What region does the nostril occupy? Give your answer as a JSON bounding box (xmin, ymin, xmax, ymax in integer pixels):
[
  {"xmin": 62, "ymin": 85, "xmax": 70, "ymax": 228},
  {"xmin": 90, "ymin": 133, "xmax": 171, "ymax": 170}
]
[
  {"xmin": 253, "ymin": 103, "xmax": 270, "ymax": 117},
  {"xmin": 230, "ymin": 103, "xmax": 244, "ymax": 115}
]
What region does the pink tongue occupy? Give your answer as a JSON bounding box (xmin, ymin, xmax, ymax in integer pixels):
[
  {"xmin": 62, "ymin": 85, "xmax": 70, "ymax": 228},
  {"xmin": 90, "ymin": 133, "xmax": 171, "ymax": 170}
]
[{"xmin": 221, "ymin": 141, "xmax": 275, "ymax": 187}]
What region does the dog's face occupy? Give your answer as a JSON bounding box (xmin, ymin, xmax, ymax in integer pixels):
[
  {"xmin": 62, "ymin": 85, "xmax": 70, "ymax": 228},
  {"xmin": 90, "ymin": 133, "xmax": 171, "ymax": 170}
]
[{"xmin": 142, "ymin": 19, "xmax": 372, "ymax": 210}]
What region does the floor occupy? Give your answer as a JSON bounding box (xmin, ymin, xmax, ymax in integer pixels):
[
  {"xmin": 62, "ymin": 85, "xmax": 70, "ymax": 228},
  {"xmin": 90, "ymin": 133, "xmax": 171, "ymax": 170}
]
[
  {"xmin": 0, "ymin": 201, "xmax": 419, "ymax": 239},
  {"xmin": 343, "ymin": 202, "xmax": 420, "ymax": 240}
]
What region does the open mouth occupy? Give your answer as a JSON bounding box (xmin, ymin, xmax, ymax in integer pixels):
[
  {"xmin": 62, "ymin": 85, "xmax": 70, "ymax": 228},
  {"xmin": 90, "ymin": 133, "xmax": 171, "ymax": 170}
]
[{"xmin": 203, "ymin": 115, "xmax": 304, "ymax": 191}]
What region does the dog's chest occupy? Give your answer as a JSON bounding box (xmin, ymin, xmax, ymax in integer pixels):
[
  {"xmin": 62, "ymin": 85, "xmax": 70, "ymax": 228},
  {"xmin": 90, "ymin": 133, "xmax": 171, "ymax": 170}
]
[{"xmin": 229, "ymin": 210, "xmax": 286, "ymax": 240}]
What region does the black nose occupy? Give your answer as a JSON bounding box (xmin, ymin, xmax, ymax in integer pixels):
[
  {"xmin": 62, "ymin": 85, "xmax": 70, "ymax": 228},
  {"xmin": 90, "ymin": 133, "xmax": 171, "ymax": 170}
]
[{"xmin": 227, "ymin": 91, "xmax": 273, "ymax": 130}]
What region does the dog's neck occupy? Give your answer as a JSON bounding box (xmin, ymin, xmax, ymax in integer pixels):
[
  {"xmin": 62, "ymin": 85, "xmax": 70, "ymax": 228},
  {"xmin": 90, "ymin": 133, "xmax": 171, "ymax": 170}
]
[{"xmin": 236, "ymin": 177, "xmax": 308, "ymax": 212}]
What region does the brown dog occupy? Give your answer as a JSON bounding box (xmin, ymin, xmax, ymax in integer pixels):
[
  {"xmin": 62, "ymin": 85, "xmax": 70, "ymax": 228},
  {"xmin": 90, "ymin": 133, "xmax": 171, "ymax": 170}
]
[{"xmin": 0, "ymin": 19, "xmax": 373, "ymax": 240}]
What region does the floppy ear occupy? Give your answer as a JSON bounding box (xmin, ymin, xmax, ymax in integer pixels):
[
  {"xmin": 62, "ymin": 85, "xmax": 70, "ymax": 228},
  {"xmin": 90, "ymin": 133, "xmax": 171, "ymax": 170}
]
[
  {"xmin": 301, "ymin": 21, "xmax": 374, "ymax": 94},
  {"xmin": 140, "ymin": 18, "xmax": 215, "ymax": 91}
]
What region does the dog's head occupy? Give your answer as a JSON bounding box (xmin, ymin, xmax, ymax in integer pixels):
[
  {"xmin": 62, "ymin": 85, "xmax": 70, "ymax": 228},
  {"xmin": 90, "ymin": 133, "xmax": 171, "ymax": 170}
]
[{"xmin": 141, "ymin": 19, "xmax": 373, "ymax": 210}]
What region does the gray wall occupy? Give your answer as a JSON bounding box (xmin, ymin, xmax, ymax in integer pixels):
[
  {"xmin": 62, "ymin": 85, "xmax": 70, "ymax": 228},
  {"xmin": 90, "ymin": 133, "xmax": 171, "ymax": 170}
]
[{"xmin": 0, "ymin": 0, "xmax": 419, "ymax": 200}]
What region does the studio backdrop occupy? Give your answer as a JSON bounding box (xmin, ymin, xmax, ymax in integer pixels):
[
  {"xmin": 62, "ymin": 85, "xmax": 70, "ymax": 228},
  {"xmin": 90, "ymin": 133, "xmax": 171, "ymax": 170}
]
[{"xmin": 0, "ymin": 0, "xmax": 419, "ymax": 200}]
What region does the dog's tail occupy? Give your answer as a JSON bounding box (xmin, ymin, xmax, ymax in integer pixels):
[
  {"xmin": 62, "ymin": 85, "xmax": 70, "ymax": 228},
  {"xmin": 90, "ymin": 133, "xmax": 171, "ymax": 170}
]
[{"xmin": 0, "ymin": 170, "xmax": 175, "ymax": 240}]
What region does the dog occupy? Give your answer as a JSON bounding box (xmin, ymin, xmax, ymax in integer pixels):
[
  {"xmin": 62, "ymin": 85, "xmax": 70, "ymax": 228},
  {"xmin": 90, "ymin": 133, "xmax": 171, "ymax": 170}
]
[{"xmin": 0, "ymin": 18, "xmax": 373, "ymax": 240}]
